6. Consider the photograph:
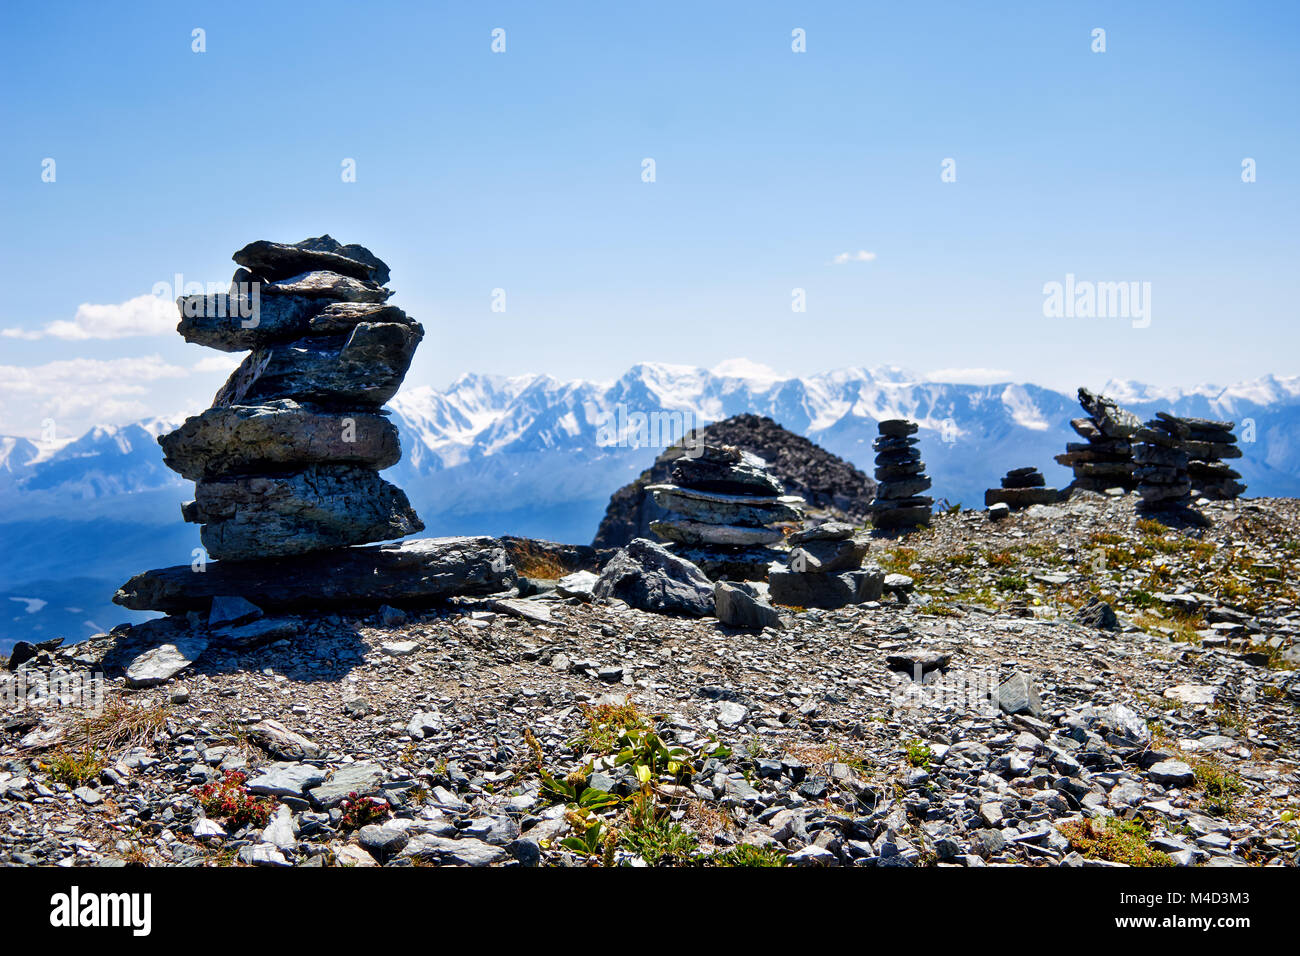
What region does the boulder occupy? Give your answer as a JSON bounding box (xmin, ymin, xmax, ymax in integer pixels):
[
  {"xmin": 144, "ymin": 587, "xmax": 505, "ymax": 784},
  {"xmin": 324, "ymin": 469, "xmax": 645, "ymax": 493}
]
[
  {"xmin": 592, "ymin": 538, "xmax": 714, "ymax": 617},
  {"xmin": 714, "ymin": 581, "xmax": 782, "ymax": 630},
  {"xmin": 788, "ymin": 536, "xmax": 869, "ymax": 573},
  {"xmin": 233, "ymin": 236, "xmax": 390, "ymax": 284}
]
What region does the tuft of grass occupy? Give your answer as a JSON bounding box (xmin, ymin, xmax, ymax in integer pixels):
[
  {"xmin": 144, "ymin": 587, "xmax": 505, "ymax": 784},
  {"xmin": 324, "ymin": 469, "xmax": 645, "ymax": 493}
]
[
  {"xmin": 705, "ymin": 844, "xmax": 787, "ymax": 867},
  {"xmin": 620, "ymin": 790, "xmax": 698, "ymax": 865},
  {"xmin": 44, "ymin": 748, "xmax": 106, "ymax": 787},
  {"xmin": 1195, "ymin": 761, "xmax": 1246, "ymax": 818},
  {"xmin": 903, "ymin": 739, "xmax": 932, "ymax": 769},
  {"xmin": 1057, "ymin": 816, "xmax": 1174, "ymax": 866}
]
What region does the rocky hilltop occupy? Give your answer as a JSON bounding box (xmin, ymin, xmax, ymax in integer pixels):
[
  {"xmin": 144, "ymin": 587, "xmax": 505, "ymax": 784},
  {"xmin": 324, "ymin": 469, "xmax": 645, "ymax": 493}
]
[
  {"xmin": 4, "ymin": 491, "xmax": 1297, "ymax": 868},
  {"xmin": 593, "ymin": 414, "xmax": 876, "ymax": 549}
]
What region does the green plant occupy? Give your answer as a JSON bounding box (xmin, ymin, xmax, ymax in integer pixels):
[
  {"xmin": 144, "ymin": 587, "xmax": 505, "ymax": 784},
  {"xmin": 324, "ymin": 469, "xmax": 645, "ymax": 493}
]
[
  {"xmin": 706, "ymin": 844, "xmax": 787, "ymax": 867},
  {"xmin": 573, "ymin": 700, "xmax": 650, "ymax": 754},
  {"xmin": 620, "ymin": 790, "xmax": 698, "ymax": 865},
  {"xmin": 44, "ymin": 747, "xmax": 106, "ymax": 787},
  {"xmin": 1195, "ymin": 761, "xmax": 1246, "ymax": 817},
  {"xmin": 903, "ymin": 739, "xmax": 932, "ymax": 769},
  {"xmin": 1057, "ymin": 817, "xmax": 1173, "ymax": 866}
]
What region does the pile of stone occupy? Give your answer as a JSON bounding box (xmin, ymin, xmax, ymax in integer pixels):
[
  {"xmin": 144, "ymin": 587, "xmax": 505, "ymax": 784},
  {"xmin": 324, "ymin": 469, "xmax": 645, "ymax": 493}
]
[
  {"xmin": 1181, "ymin": 416, "xmax": 1246, "ymax": 500},
  {"xmin": 646, "ymin": 443, "xmax": 804, "ymax": 580},
  {"xmin": 1133, "ymin": 413, "xmax": 1193, "ymax": 509},
  {"xmin": 115, "ymin": 237, "xmax": 514, "ymax": 614},
  {"xmin": 1055, "ymin": 387, "xmax": 1140, "ymax": 492},
  {"xmin": 768, "ymin": 522, "xmax": 883, "ymax": 609},
  {"xmin": 984, "ymin": 467, "xmax": 1059, "ymax": 510},
  {"xmin": 869, "ymin": 420, "xmax": 932, "ymax": 530}
]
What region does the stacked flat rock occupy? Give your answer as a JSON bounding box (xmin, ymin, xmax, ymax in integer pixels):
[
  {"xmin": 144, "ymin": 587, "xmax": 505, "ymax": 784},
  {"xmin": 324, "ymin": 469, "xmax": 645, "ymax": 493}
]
[
  {"xmin": 1178, "ymin": 416, "xmax": 1245, "ymax": 500},
  {"xmin": 164, "ymin": 237, "xmax": 424, "ymax": 561},
  {"xmin": 868, "ymin": 420, "xmax": 932, "ymax": 530},
  {"xmin": 647, "ymin": 443, "xmax": 804, "ymax": 581},
  {"xmin": 1133, "ymin": 413, "xmax": 1193, "ymax": 508},
  {"xmin": 985, "ymin": 467, "xmax": 1059, "ymax": 509},
  {"xmin": 1055, "ymin": 387, "xmax": 1140, "ymax": 492}
]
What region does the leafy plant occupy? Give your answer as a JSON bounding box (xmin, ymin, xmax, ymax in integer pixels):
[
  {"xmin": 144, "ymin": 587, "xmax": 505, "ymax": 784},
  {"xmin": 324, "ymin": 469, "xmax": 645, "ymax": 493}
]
[
  {"xmin": 193, "ymin": 770, "xmax": 275, "ymax": 830},
  {"xmin": 705, "ymin": 844, "xmax": 787, "ymax": 867},
  {"xmin": 1057, "ymin": 817, "xmax": 1173, "ymax": 866},
  {"xmin": 339, "ymin": 792, "xmax": 389, "ymax": 831},
  {"xmin": 44, "ymin": 747, "xmax": 106, "ymax": 787},
  {"xmin": 903, "ymin": 739, "xmax": 932, "ymax": 769}
]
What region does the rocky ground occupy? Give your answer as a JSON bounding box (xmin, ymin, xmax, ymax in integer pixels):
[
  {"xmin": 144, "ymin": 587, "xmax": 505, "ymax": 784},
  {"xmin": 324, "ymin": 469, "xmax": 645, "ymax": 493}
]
[{"xmin": 3, "ymin": 491, "xmax": 1298, "ymax": 867}]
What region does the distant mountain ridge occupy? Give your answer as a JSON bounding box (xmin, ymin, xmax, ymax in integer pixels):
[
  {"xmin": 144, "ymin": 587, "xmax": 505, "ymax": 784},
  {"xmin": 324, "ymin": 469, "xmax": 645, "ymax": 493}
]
[{"xmin": 3, "ymin": 362, "xmax": 1300, "ymax": 651}]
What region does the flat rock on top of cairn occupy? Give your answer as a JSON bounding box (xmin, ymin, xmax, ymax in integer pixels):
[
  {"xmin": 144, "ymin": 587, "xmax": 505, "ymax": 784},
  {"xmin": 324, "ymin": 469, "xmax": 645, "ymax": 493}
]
[{"xmin": 649, "ymin": 441, "xmax": 803, "ymax": 581}]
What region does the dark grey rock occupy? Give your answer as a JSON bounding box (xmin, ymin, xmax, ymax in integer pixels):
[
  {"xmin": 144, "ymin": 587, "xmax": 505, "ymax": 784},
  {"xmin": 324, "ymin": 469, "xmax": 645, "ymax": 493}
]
[
  {"xmin": 183, "ymin": 464, "xmax": 422, "ymax": 561},
  {"xmin": 592, "ymin": 538, "xmax": 713, "ymax": 617},
  {"xmin": 114, "ymin": 536, "xmax": 518, "ymax": 613}
]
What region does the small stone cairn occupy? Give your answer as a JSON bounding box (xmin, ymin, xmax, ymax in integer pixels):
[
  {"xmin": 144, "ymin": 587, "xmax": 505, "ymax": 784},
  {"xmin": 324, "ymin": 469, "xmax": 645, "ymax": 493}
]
[
  {"xmin": 647, "ymin": 442, "xmax": 804, "ymax": 580},
  {"xmin": 768, "ymin": 521, "xmax": 884, "ymax": 610},
  {"xmin": 985, "ymin": 467, "xmax": 1059, "ymax": 510},
  {"xmin": 1056, "ymin": 387, "xmax": 1140, "ymax": 492},
  {"xmin": 869, "ymin": 419, "xmax": 932, "ymax": 530}
]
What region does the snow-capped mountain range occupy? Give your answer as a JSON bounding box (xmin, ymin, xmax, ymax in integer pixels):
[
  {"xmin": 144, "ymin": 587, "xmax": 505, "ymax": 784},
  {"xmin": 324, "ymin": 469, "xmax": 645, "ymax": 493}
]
[{"xmin": 3, "ymin": 361, "xmax": 1300, "ymax": 651}]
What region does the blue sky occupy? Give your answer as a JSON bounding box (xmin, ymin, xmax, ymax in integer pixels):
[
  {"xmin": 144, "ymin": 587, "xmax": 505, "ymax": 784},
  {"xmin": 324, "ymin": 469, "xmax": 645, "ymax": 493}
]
[{"xmin": 1, "ymin": 0, "xmax": 1297, "ymax": 438}]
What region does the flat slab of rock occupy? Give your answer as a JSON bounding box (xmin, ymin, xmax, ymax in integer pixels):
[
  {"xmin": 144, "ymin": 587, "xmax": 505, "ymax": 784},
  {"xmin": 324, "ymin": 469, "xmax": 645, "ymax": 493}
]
[
  {"xmin": 308, "ymin": 762, "xmax": 385, "ymax": 808},
  {"xmin": 214, "ymin": 321, "xmax": 423, "ymax": 408},
  {"xmin": 114, "ymin": 536, "xmax": 518, "ymax": 614},
  {"xmin": 184, "ymin": 464, "xmax": 423, "ymax": 561},
  {"xmin": 650, "ymin": 518, "xmax": 784, "ymax": 547},
  {"xmin": 787, "ymin": 521, "xmax": 856, "ymax": 544},
  {"xmin": 125, "ymin": 637, "xmax": 209, "ymax": 687},
  {"xmin": 160, "ymin": 401, "xmax": 400, "ymax": 480},
  {"xmin": 234, "ymin": 236, "xmax": 390, "ymax": 284},
  {"xmin": 262, "ymin": 270, "xmax": 390, "ymax": 303},
  {"xmin": 647, "ymin": 484, "xmax": 804, "ymax": 526}
]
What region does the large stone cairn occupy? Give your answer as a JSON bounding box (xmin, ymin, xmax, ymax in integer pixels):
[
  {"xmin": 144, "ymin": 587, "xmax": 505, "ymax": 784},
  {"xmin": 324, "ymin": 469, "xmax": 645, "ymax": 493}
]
[
  {"xmin": 1056, "ymin": 387, "xmax": 1140, "ymax": 492},
  {"xmin": 115, "ymin": 238, "xmax": 516, "ymax": 616},
  {"xmin": 869, "ymin": 419, "xmax": 932, "ymax": 530},
  {"xmin": 768, "ymin": 522, "xmax": 883, "ymax": 610},
  {"xmin": 985, "ymin": 466, "xmax": 1058, "ymax": 510},
  {"xmin": 647, "ymin": 443, "xmax": 804, "ymax": 580},
  {"xmin": 1180, "ymin": 416, "xmax": 1245, "ymax": 500},
  {"xmin": 160, "ymin": 237, "xmax": 424, "ymax": 561},
  {"xmin": 1133, "ymin": 413, "xmax": 1193, "ymax": 508}
]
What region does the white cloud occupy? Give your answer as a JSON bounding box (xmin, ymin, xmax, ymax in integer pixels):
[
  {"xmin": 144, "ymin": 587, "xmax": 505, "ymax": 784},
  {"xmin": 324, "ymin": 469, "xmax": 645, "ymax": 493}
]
[
  {"xmin": 831, "ymin": 250, "xmax": 877, "ymax": 265},
  {"xmin": 925, "ymin": 367, "xmax": 1013, "ymax": 385},
  {"xmin": 2, "ymin": 294, "xmax": 175, "ymax": 341},
  {"xmin": 0, "ymin": 355, "xmax": 189, "ymax": 421},
  {"xmin": 193, "ymin": 354, "xmax": 243, "ymax": 374}
]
